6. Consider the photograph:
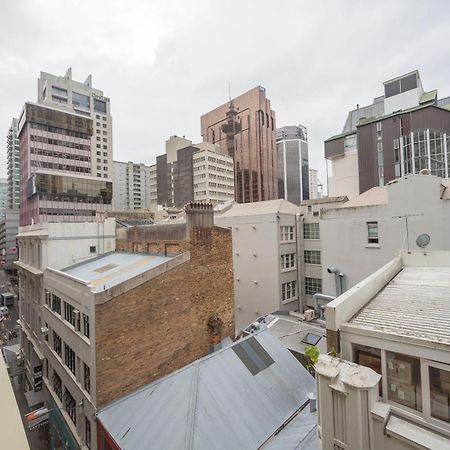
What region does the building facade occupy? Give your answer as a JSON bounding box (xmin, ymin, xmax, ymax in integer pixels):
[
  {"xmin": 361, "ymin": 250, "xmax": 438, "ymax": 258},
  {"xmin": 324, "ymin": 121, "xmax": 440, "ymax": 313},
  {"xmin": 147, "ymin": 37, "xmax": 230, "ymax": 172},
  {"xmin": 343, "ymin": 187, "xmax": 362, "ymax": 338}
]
[
  {"xmin": 18, "ymin": 102, "xmax": 112, "ymax": 226},
  {"xmin": 37, "ymin": 68, "xmax": 113, "ymax": 180},
  {"xmin": 320, "ymin": 174, "xmax": 450, "ymax": 297},
  {"xmin": 7, "ymin": 118, "xmax": 20, "ymax": 210},
  {"xmin": 308, "ymin": 168, "xmax": 319, "ymax": 199},
  {"xmin": 325, "ymin": 70, "xmax": 450, "ymax": 198},
  {"xmin": 156, "ymin": 136, "xmax": 234, "ymax": 208},
  {"xmin": 201, "ymin": 86, "xmax": 278, "ymax": 203},
  {"xmin": 0, "ymin": 178, "xmax": 6, "ymax": 220},
  {"xmin": 276, "ymin": 125, "xmax": 309, "ymax": 204},
  {"xmin": 113, "ymin": 161, "xmax": 151, "ymax": 210},
  {"xmin": 0, "ymin": 209, "xmax": 19, "ymax": 272}
]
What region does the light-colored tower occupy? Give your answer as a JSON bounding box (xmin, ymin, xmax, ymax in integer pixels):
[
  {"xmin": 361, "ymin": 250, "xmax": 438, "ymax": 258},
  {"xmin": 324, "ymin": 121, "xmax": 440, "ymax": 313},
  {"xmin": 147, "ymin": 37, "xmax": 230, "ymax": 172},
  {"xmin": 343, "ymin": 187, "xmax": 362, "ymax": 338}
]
[
  {"xmin": 6, "ymin": 118, "xmax": 20, "ymax": 209},
  {"xmin": 37, "ymin": 68, "xmax": 113, "ymax": 180}
]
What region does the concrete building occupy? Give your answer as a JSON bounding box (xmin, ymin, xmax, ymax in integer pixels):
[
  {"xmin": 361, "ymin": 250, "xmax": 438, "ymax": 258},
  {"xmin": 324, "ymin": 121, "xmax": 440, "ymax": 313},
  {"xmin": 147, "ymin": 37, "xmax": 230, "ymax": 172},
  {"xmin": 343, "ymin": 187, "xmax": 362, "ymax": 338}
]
[
  {"xmin": 308, "ymin": 168, "xmax": 319, "ymax": 199},
  {"xmin": 113, "ymin": 160, "xmax": 152, "ymax": 210},
  {"xmin": 156, "ymin": 136, "xmax": 234, "ymax": 208},
  {"xmin": 201, "ymin": 86, "xmax": 278, "ymax": 203},
  {"xmin": 0, "ymin": 209, "xmax": 20, "ymax": 272},
  {"xmin": 0, "ymin": 178, "xmax": 7, "ymax": 220},
  {"xmin": 149, "ymin": 163, "xmax": 157, "ymax": 208},
  {"xmin": 37, "ymin": 68, "xmax": 113, "ymax": 180},
  {"xmin": 7, "ymin": 118, "xmax": 20, "ymax": 210},
  {"xmin": 325, "ymin": 70, "xmax": 450, "ymax": 199},
  {"xmin": 317, "ymin": 251, "xmax": 450, "ymax": 449},
  {"xmin": 18, "ymin": 102, "xmax": 113, "ymax": 226},
  {"xmin": 96, "ymin": 328, "xmax": 317, "ymax": 450},
  {"xmin": 276, "ymin": 125, "xmax": 309, "ymax": 204},
  {"xmin": 320, "ymin": 174, "xmax": 450, "ymax": 297}
]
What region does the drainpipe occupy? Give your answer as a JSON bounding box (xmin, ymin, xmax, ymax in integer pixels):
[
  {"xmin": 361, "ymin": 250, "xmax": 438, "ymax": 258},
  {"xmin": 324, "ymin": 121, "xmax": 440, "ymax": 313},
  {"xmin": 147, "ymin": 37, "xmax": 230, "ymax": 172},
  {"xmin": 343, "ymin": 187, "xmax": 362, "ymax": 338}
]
[
  {"xmin": 313, "ymin": 293, "xmax": 335, "ymax": 319},
  {"xmin": 327, "ymin": 267, "xmax": 346, "ymax": 296}
]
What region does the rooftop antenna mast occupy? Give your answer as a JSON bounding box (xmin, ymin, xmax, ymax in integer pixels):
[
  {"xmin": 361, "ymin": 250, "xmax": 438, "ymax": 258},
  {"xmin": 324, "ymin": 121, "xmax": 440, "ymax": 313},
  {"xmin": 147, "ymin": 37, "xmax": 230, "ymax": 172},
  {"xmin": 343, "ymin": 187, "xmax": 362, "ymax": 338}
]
[
  {"xmin": 392, "ymin": 213, "xmax": 424, "ymax": 254},
  {"xmin": 228, "ymin": 81, "xmax": 231, "ymax": 102}
]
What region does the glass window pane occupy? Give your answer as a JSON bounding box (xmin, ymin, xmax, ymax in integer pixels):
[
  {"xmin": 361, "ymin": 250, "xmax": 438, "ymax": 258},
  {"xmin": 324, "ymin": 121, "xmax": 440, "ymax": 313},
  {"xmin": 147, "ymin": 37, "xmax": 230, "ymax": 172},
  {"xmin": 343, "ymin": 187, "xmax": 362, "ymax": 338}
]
[{"xmin": 429, "ymin": 366, "xmax": 450, "ymax": 423}]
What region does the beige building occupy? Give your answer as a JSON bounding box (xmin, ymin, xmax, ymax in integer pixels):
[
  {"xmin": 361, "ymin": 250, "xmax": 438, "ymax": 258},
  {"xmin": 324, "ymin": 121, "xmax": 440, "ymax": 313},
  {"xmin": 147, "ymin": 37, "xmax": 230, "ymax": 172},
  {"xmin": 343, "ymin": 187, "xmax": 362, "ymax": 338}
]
[
  {"xmin": 38, "ymin": 68, "xmax": 113, "ymax": 180},
  {"xmin": 317, "ymin": 250, "xmax": 450, "ymax": 449}
]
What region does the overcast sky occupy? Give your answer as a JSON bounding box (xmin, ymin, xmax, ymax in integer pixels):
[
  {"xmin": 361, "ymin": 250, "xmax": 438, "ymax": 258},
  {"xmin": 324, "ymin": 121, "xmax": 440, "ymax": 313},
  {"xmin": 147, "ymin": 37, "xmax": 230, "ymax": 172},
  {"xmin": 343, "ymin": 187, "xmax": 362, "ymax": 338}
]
[{"xmin": 2, "ymin": 0, "xmax": 450, "ymax": 191}]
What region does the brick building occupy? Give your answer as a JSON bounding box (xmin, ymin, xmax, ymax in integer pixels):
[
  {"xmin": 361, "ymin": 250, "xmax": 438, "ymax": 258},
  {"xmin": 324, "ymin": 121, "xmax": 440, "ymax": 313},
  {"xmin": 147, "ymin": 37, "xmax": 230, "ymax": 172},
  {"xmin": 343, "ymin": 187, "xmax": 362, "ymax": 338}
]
[{"xmin": 34, "ymin": 204, "xmax": 233, "ymax": 449}]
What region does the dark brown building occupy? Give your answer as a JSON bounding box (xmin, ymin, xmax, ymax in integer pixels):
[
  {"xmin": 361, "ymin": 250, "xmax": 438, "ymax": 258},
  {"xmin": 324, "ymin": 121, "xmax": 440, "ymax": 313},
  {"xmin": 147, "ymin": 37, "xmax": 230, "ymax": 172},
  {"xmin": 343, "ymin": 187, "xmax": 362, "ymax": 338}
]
[{"xmin": 201, "ymin": 86, "xmax": 278, "ymax": 203}]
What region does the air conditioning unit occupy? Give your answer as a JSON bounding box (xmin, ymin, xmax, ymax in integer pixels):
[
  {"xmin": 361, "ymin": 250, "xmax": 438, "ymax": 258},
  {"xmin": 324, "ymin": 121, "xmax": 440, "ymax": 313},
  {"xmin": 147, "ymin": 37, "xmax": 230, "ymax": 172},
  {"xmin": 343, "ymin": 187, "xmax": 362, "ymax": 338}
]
[
  {"xmin": 304, "ymin": 309, "xmax": 315, "ymax": 322},
  {"xmin": 40, "ymin": 326, "xmax": 49, "ymax": 336}
]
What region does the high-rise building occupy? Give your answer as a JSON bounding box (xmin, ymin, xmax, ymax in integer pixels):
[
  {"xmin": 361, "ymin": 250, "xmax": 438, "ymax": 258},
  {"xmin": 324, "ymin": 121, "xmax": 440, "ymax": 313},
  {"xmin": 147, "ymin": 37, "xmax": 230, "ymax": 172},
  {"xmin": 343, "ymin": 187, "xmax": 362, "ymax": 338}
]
[
  {"xmin": 308, "ymin": 168, "xmax": 319, "ymax": 199},
  {"xmin": 7, "ymin": 118, "xmax": 20, "ymax": 209},
  {"xmin": 37, "ymin": 68, "xmax": 113, "ymax": 180},
  {"xmin": 201, "ymin": 86, "xmax": 278, "ymax": 203},
  {"xmin": 276, "ymin": 125, "xmax": 309, "ymax": 204},
  {"xmin": 113, "ymin": 161, "xmax": 152, "ymax": 210},
  {"xmin": 0, "ymin": 178, "xmax": 7, "ymax": 220},
  {"xmin": 156, "ymin": 136, "xmax": 234, "ymax": 208},
  {"xmin": 325, "ymin": 70, "xmax": 450, "ymax": 198},
  {"xmin": 18, "ymin": 102, "xmax": 112, "ymax": 226}
]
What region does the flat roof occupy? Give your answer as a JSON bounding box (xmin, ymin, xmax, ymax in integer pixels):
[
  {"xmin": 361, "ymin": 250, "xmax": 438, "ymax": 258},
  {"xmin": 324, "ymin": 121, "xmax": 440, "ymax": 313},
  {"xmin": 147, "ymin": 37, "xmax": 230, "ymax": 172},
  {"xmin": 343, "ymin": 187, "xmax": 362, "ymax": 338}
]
[
  {"xmin": 217, "ymin": 199, "xmax": 300, "ymax": 217},
  {"xmin": 62, "ymin": 252, "xmax": 175, "ymax": 292},
  {"xmin": 347, "ymin": 266, "xmax": 450, "ymax": 346}
]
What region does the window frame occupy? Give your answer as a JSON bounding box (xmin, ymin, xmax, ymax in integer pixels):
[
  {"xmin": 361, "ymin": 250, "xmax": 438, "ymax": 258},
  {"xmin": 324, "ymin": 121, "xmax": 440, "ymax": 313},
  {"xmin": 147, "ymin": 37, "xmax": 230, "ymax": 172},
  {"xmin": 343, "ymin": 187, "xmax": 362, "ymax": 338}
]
[{"xmin": 367, "ymin": 221, "xmax": 379, "ymax": 245}]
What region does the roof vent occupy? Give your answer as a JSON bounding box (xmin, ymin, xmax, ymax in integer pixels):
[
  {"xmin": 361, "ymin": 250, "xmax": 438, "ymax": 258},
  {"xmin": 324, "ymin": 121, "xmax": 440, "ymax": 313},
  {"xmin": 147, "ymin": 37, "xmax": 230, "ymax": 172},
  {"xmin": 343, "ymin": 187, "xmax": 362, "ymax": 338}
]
[{"xmin": 419, "ymin": 168, "xmax": 430, "ymax": 175}]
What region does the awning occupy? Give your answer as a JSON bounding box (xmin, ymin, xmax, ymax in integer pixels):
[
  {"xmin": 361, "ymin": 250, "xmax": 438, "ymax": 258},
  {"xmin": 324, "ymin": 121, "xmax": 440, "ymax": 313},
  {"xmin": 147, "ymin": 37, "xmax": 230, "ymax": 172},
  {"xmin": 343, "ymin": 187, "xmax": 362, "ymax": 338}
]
[
  {"xmin": 25, "ymin": 406, "xmax": 49, "ymax": 431},
  {"xmin": 25, "ymin": 390, "xmax": 44, "ymax": 409}
]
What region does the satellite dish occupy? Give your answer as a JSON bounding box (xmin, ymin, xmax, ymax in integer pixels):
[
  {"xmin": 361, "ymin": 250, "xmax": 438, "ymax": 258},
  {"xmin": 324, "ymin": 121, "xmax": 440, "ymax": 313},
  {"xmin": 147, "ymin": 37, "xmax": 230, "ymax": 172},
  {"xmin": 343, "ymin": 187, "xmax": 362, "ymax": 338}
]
[{"xmin": 416, "ymin": 233, "xmax": 431, "ymax": 249}]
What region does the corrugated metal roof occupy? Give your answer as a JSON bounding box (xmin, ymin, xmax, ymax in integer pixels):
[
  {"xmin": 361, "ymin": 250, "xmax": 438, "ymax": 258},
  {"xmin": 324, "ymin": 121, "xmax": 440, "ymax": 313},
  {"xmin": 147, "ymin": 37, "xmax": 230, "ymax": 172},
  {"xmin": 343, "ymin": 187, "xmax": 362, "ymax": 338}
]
[
  {"xmin": 347, "ymin": 266, "xmax": 450, "ymax": 346},
  {"xmin": 419, "ymin": 89, "xmax": 437, "ymax": 104},
  {"xmin": 217, "ymin": 199, "xmax": 300, "ymax": 217},
  {"xmin": 61, "ymin": 252, "xmax": 175, "ymax": 292},
  {"xmin": 98, "ymin": 329, "xmax": 316, "ymax": 450}
]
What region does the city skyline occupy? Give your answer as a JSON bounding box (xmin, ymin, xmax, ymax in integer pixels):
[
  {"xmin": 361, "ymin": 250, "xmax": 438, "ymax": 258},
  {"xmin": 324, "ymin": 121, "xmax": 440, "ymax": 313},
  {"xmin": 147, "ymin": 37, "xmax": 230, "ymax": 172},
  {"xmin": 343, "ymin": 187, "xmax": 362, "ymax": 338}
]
[{"xmin": 2, "ymin": 1, "xmax": 450, "ymax": 188}]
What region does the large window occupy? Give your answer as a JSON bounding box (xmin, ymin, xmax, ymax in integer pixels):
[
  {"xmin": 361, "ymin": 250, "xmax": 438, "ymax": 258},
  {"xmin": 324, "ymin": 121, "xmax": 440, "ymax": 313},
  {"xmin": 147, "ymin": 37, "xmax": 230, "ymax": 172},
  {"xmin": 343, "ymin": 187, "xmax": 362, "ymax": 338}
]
[
  {"xmin": 386, "ymin": 351, "xmax": 422, "ymax": 411},
  {"xmin": 304, "ymin": 250, "xmax": 321, "ymax": 265},
  {"xmin": 85, "ymin": 418, "xmax": 91, "ymax": 449},
  {"xmin": 52, "ymin": 294, "xmax": 61, "ymax": 315},
  {"xmin": 429, "ymin": 365, "xmax": 450, "ymax": 423},
  {"xmin": 64, "ymin": 343, "xmax": 76, "ymax": 375},
  {"xmin": 64, "ymin": 302, "xmax": 75, "ymax": 327},
  {"xmin": 52, "ymin": 370, "xmax": 62, "ymax": 400},
  {"xmin": 53, "ymin": 331, "xmax": 62, "ymax": 357},
  {"xmin": 305, "ymin": 277, "xmax": 322, "ymax": 295},
  {"xmin": 94, "ymin": 99, "xmax": 107, "ymax": 113},
  {"xmin": 303, "ymin": 223, "xmax": 320, "ymax": 240},
  {"xmin": 84, "ymin": 363, "xmax": 91, "ymax": 393},
  {"xmin": 281, "ymin": 253, "xmax": 296, "ymax": 271},
  {"xmin": 281, "ymin": 281, "xmax": 296, "ymax": 302},
  {"xmin": 83, "ymin": 314, "xmax": 90, "ymax": 339},
  {"xmin": 280, "ymin": 226, "xmax": 295, "ymax": 242},
  {"xmin": 72, "ymin": 92, "xmax": 90, "ymax": 110},
  {"xmin": 367, "ymin": 222, "xmax": 379, "ymax": 244},
  {"xmin": 354, "ymin": 344, "xmax": 382, "ymax": 396},
  {"xmin": 64, "ymin": 388, "xmax": 77, "ymax": 425}
]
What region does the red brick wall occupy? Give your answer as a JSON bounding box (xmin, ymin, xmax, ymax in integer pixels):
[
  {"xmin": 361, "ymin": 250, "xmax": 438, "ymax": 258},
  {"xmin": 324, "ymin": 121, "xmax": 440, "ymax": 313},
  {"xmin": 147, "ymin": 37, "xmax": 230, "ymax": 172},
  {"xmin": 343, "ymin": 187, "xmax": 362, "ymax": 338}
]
[{"xmin": 95, "ymin": 226, "xmax": 234, "ymax": 407}]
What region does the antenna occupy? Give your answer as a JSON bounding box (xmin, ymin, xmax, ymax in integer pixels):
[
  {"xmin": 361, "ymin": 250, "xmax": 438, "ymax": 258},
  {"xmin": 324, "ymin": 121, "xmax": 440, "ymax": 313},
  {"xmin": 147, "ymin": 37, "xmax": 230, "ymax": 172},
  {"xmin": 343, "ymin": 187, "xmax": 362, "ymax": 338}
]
[
  {"xmin": 228, "ymin": 81, "xmax": 231, "ymax": 102},
  {"xmin": 392, "ymin": 213, "xmax": 424, "ymax": 254},
  {"xmin": 416, "ymin": 233, "xmax": 431, "ymax": 255}
]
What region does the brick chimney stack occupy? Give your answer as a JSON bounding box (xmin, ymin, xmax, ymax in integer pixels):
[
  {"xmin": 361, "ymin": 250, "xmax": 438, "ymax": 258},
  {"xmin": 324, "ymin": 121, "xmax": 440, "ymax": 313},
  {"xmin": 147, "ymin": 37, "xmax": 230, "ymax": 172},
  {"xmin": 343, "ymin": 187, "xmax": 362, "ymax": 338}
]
[
  {"xmin": 207, "ymin": 315, "xmax": 224, "ymax": 352},
  {"xmin": 185, "ymin": 202, "xmax": 214, "ymax": 232}
]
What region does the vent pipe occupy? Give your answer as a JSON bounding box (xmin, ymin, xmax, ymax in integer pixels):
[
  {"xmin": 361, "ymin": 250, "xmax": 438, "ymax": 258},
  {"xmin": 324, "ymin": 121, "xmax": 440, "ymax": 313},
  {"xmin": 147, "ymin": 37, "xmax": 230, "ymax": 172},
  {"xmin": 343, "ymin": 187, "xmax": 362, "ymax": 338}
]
[{"xmin": 327, "ymin": 267, "xmax": 346, "ymax": 296}]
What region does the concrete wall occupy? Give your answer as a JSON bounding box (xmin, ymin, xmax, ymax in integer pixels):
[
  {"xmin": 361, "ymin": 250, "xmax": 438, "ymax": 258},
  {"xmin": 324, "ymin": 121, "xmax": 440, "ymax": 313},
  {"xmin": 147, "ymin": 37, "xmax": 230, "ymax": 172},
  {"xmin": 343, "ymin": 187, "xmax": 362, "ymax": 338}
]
[
  {"xmin": 328, "ymin": 150, "xmax": 360, "ymax": 199},
  {"xmin": 321, "ymin": 175, "xmax": 450, "ymax": 296}
]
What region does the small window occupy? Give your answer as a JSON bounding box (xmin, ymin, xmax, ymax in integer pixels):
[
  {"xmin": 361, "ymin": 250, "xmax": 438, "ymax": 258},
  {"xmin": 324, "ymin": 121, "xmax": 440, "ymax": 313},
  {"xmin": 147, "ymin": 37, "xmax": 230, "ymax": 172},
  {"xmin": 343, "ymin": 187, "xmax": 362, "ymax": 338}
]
[
  {"xmin": 280, "ymin": 225, "xmax": 295, "ymax": 242},
  {"xmin": 89, "ymin": 246, "xmax": 96, "ymax": 254},
  {"xmin": 301, "ymin": 333, "xmax": 321, "ymax": 346},
  {"xmin": 367, "ymin": 222, "xmax": 379, "ymax": 244},
  {"xmin": 232, "ymin": 337, "xmax": 274, "ymax": 376},
  {"xmin": 305, "ymin": 277, "xmax": 322, "ymax": 296}
]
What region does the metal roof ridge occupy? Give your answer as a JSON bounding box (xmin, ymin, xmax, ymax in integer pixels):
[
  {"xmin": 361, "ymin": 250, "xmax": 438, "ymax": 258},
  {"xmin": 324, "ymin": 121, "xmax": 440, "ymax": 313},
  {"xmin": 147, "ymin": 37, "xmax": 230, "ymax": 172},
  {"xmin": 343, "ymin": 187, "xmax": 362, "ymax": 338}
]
[{"xmin": 185, "ymin": 360, "xmax": 201, "ymax": 450}]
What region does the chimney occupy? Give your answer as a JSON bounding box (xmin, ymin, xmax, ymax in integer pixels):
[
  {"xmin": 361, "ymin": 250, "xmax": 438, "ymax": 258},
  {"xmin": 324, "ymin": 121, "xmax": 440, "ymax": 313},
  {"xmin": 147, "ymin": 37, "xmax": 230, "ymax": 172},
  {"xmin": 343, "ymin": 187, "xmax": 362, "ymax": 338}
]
[
  {"xmin": 207, "ymin": 315, "xmax": 223, "ymax": 353},
  {"xmin": 185, "ymin": 202, "xmax": 214, "ymax": 232}
]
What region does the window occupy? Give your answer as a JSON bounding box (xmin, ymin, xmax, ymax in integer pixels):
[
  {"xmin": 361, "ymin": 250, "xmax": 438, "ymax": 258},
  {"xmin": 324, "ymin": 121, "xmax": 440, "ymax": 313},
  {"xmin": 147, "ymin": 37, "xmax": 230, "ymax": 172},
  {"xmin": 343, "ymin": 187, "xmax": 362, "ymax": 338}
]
[
  {"xmin": 72, "ymin": 92, "xmax": 90, "ymax": 110},
  {"xmin": 303, "ymin": 222, "xmax": 320, "ymax": 240},
  {"xmin": 386, "ymin": 351, "xmax": 422, "ymax": 411},
  {"xmin": 44, "ymin": 322, "xmax": 49, "ymax": 341},
  {"xmin": 64, "ymin": 388, "xmax": 77, "ymax": 425},
  {"xmin": 232, "ymin": 336, "xmax": 274, "ymax": 376},
  {"xmin": 52, "ymin": 371, "xmax": 62, "ymax": 400},
  {"xmin": 52, "ymin": 294, "xmax": 61, "ymax": 315},
  {"xmin": 53, "ymin": 331, "xmax": 62, "ymax": 357},
  {"xmin": 429, "ymin": 365, "xmax": 450, "ymax": 423},
  {"xmin": 83, "ymin": 314, "xmax": 90, "ymax": 338},
  {"xmin": 304, "ymin": 250, "xmax": 321, "ymax": 265},
  {"xmin": 305, "ymin": 277, "xmax": 322, "ymax": 295},
  {"xmin": 280, "ymin": 225, "xmax": 295, "ymax": 242},
  {"xmin": 45, "ymin": 290, "xmax": 51, "ymax": 307},
  {"xmin": 94, "ymin": 99, "xmax": 106, "ymax": 113},
  {"xmin": 281, "ymin": 280, "xmax": 297, "ymax": 302},
  {"xmin": 344, "ymin": 134, "xmax": 357, "ymax": 152},
  {"xmin": 354, "ymin": 344, "xmax": 382, "ymax": 396},
  {"xmin": 302, "ymin": 333, "xmax": 321, "ymax": 346},
  {"xmin": 281, "ymin": 253, "xmax": 295, "ymax": 270},
  {"xmin": 64, "ymin": 302, "xmax": 75, "ymax": 326},
  {"xmin": 367, "ymin": 222, "xmax": 379, "ymax": 244},
  {"xmin": 64, "ymin": 343, "xmax": 76, "ymax": 375},
  {"xmin": 85, "ymin": 418, "xmax": 91, "ymax": 449},
  {"xmin": 84, "ymin": 363, "xmax": 90, "ymax": 393},
  {"xmin": 376, "ymin": 122, "xmax": 382, "ymax": 140}
]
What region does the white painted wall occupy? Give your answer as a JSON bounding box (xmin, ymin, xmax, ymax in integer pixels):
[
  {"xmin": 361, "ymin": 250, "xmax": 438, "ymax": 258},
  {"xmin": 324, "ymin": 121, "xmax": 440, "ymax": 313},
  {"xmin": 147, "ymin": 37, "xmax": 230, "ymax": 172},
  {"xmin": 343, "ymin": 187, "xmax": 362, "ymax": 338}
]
[{"xmin": 328, "ymin": 150, "xmax": 359, "ymax": 199}]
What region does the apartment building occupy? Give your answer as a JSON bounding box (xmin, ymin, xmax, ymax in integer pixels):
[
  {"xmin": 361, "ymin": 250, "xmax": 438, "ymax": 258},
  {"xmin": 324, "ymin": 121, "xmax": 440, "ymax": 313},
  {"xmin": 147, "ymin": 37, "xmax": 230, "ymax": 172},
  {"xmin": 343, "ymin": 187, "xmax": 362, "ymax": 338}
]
[
  {"xmin": 201, "ymin": 86, "xmax": 278, "ymax": 203},
  {"xmin": 276, "ymin": 125, "xmax": 309, "ymax": 204},
  {"xmin": 0, "ymin": 178, "xmax": 6, "ymax": 220},
  {"xmin": 156, "ymin": 136, "xmax": 234, "ymax": 208},
  {"xmin": 7, "ymin": 118, "xmax": 20, "ymax": 209},
  {"xmin": 317, "ymin": 250, "xmax": 450, "ymax": 449},
  {"xmin": 113, "ymin": 160, "xmax": 151, "ymax": 210},
  {"xmin": 149, "ymin": 164, "xmax": 157, "ymax": 208},
  {"xmin": 37, "ymin": 68, "xmax": 113, "ymax": 180},
  {"xmin": 325, "ymin": 70, "xmax": 450, "ymax": 199},
  {"xmin": 18, "ymin": 102, "xmax": 113, "ymax": 226},
  {"xmin": 320, "ymin": 173, "xmax": 450, "ymax": 297},
  {"xmin": 0, "ymin": 209, "xmax": 19, "ymax": 272}
]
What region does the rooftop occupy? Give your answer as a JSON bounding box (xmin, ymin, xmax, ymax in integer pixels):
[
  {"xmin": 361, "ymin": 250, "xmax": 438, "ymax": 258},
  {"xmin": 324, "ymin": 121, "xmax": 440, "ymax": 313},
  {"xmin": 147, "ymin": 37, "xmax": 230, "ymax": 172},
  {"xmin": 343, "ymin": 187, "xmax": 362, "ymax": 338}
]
[
  {"xmin": 217, "ymin": 199, "xmax": 300, "ymax": 217},
  {"xmin": 346, "ymin": 265, "xmax": 450, "ymax": 347},
  {"xmin": 339, "ymin": 185, "xmax": 388, "ymax": 208},
  {"xmin": 97, "ymin": 329, "xmax": 316, "ymax": 450},
  {"xmin": 62, "ymin": 251, "xmax": 175, "ymax": 293}
]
